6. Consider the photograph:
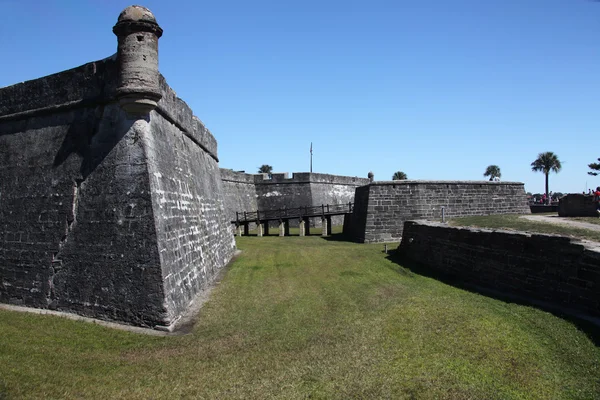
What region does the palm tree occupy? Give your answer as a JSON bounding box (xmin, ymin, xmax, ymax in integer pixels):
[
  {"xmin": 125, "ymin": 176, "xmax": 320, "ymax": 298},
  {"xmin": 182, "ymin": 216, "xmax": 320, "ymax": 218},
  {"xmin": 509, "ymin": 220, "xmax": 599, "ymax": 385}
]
[
  {"xmin": 531, "ymin": 152, "xmax": 562, "ymax": 204},
  {"xmin": 392, "ymin": 171, "xmax": 407, "ymax": 180},
  {"xmin": 483, "ymin": 165, "xmax": 501, "ymax": 181},
  {"xmin": 257, "ymin": 165, "xmax": 273, "ymax": 174}
]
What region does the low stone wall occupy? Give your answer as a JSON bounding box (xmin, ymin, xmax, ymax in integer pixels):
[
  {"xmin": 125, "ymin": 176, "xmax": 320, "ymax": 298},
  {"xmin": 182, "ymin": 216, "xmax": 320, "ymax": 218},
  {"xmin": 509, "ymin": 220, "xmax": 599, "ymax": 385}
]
[
  {"xmin": 352, "ymin": 180, "xmax": 530, "ymax": 243},
  {"xmin": 559, "ymin": 194, "xmax": 598, "ymax": 217},
  {"xmin": 399, "ymin": 220, "xmax": 600, "ymax": 317}
]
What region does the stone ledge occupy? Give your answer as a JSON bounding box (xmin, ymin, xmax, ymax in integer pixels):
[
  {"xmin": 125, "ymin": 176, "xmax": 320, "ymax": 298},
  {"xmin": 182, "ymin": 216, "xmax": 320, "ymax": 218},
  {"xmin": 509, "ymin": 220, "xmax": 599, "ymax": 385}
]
[{"xmin": 368, "ymin": 180, "xmax": 525, "ymax": 186}]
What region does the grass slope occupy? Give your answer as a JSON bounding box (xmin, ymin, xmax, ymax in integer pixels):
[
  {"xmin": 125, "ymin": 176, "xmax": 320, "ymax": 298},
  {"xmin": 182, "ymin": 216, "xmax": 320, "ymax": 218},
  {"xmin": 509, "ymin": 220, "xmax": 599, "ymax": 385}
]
[
  {"xmin": 0, "ymin": 234, "xmax": 598, "ymax": 399},
  {"xmin": 450, "ymin": 214, "xmax": 600, "ymax": 242}
]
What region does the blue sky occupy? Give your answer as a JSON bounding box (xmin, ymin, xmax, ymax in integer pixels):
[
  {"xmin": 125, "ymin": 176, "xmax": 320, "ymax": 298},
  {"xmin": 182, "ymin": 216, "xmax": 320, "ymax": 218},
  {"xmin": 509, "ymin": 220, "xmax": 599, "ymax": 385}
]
[{"xmin": 1, "ymin": 0, "xmax": 599, "ymax": 194}]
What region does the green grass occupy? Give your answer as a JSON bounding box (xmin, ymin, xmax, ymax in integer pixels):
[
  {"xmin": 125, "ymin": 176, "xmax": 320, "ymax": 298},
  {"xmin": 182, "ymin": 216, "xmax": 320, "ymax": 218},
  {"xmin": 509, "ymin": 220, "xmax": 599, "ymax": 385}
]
[
  {"xmin": 449, "ymin": 214, "xmax": 600, "ymax": 242},
  {"xmin": 1, "ymin": 234, "xmax": 599, "ymax": 399}
]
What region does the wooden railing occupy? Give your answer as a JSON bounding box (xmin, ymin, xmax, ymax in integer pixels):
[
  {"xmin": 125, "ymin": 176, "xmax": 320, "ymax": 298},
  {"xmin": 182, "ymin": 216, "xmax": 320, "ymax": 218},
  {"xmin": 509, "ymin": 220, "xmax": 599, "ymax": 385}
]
[{"xmin": 235, "ymin": 203, "xmax": 353, "ymax": 224}]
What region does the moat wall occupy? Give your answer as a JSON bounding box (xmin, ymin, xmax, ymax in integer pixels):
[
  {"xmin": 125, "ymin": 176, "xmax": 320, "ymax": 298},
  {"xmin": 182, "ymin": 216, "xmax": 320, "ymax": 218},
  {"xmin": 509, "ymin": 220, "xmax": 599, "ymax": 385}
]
[
  {"xmin": 0, "ymin": 7, "xmax": 235, "ymax": 329},
  {"xmin": 352, "ymin": 181, "xmax": 530, "ymax": 243},
  {"xmin": 399, "ymin": 220, "xmax": 600, "ymax": 317},
  {"xmin": 559, "ymin": 194, "xmax": 598, "ymax": 217}
]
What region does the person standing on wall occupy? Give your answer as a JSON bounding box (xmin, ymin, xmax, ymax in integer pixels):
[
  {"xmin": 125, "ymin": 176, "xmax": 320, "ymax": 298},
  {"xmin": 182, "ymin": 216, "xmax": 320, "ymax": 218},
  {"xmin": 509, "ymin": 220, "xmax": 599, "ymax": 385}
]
[{"xmin": 595, "ymin": 187, "xmax": 600, "ymax": 216}]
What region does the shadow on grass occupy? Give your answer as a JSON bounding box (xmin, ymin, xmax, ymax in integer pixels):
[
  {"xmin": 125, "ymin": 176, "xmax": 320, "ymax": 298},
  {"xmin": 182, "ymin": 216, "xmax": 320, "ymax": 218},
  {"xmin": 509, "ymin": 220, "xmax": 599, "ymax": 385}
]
[
  {"xmin": 320, "ymin": 232, "xmax": 357, "ymax": 242},
  {"xmin": 386, "ymin": 249, "xmax": 600, "ymax": 347}
]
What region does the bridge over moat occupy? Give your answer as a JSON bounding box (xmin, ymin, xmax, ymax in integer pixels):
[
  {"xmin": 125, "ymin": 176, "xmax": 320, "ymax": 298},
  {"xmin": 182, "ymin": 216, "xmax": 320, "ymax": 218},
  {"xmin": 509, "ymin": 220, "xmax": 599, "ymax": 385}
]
[{"xmin": 233, "ymin": 203, "xmax": 354, "ymax": 237}]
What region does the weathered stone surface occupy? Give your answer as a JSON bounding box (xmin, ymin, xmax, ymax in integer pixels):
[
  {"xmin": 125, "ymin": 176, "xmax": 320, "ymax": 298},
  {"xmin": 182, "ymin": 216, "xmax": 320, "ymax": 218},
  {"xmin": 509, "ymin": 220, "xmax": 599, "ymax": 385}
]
[
  {"xmin": 146, "ymin": 112, "xmax": 234, "ymax": 325},
  {"xmin": 400, "ymin": 220, "xmax": 600, "ymax": 317},
  {"xmin": 352, "ymin": 180, "xmax": 530, "ymax": 243},
  {"xmin": 0, "ymin": 6, "xmax": 234, "ymax": 329},
  {"xmin": 559, "ymin": 194, "xmax": 598, "ymax": 217},
  {"xmin": 113, "ymin": 5, "xmax": 163, "ymax": 115}
]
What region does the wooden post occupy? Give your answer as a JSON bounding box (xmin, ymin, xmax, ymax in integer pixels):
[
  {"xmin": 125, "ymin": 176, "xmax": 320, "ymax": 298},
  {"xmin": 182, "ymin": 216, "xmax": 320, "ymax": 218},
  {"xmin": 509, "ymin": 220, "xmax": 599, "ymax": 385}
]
[{"xmin": 279, "ymin": 220, "xmax": 285, "ymax": 237}]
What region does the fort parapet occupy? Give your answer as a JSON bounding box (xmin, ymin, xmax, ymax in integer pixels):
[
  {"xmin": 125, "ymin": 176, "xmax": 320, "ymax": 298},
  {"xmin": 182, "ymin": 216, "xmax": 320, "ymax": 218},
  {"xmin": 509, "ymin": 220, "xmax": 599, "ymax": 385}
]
[
  {"xmin": 0, "ymin": 6, "xmax": 235, "ymax": 330},
  {"xmin": 352, "ymin": 180, "xmax": 530, "ymax": 243}
]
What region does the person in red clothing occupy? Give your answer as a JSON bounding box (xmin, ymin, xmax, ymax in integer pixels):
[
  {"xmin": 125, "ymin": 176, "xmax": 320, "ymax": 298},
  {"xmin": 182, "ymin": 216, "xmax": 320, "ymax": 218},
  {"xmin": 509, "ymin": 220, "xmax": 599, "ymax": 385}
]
[{"xmin": 595, "ymin": 187, "xmax": 600, "ymax": 216}]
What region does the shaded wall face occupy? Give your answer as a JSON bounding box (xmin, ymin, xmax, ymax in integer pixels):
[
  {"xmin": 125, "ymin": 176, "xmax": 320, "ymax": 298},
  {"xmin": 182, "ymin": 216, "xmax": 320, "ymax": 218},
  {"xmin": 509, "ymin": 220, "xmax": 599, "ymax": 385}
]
[
  {"xmin": 559, "ymin": 194, "xmax": 598, "ymax": 217},
  {"xmin": 0, "ymin": 103, "xmax": 166, "ymax": 327},
  {"xmin": 400, "ymin": 221, "xmax": 600, "ymax": 317},
  {"xmin": 350, "ymin": 185, "xmax": 370, "ymax": 242},
  {"xmin": 353, "ymin": 182, "xmax": 530, "ymax": 243},
  {"xmin": 146, "ymin": 114, "xmax": 235, "ymax": 324}
]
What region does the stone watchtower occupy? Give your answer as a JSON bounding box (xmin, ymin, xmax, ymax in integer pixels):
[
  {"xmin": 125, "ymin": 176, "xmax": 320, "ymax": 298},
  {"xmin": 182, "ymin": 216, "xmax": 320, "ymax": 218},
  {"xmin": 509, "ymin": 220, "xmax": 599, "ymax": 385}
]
[{"xmin": 113, "ymin": 5, "xmax": 163, "ymax": 115}]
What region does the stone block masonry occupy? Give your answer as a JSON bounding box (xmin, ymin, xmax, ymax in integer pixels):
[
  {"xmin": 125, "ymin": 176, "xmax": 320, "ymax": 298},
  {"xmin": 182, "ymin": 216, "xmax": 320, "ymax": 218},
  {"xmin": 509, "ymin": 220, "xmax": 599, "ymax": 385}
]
[
  {"xmin": 0, "ymin": 6, "xmax": 235, "ymax": 329},
  {"xmin": 400, "ymin": 221, "xmax": 600, "ymax": 318},
  {"xmin": 220, "ymin": 169, "xmax": 369, "ymax": 227},
  {"xmin": 352, "ymin": 180, "xmax": 530, "ymax": 243},
  {"xmin": 559, "ymin": 194, "xmax": 599, "ymax": 217}
]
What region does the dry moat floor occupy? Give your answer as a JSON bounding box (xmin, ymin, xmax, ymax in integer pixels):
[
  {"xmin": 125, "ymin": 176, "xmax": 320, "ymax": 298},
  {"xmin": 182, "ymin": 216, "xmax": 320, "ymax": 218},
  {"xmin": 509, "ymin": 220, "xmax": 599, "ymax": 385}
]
[{"xmin": 1, "ymin": 221, "xmax": 599, "ymax": 399}]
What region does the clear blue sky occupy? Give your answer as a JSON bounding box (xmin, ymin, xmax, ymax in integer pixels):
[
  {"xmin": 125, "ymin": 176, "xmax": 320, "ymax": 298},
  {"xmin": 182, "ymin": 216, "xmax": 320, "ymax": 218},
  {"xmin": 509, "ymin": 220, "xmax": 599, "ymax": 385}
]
[{"xmin": 1, "ymin": 0, "xmax": 599, "ymax": 194}]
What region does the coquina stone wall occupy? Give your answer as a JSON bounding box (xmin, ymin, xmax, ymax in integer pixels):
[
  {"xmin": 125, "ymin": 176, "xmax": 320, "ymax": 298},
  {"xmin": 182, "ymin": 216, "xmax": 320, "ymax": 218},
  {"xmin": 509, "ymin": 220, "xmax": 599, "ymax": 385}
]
[
  {"xmin": 352, "ymin": 181, "xmax": 530, "ymax": 243},
  {"xmin": 399, "ymin": 220, "xmax": 600, "ymax": 317},
  {"xmin": 559, "ymin": 194, "xmax": 599, "ymax": 217},
  {"xmin": 0, "ymin": 6, "xmax": 235, "ymax": 329},
  {"xmin": 220, "ymin": 169, "xmax": 259, "ymax": 229},
  {"xmin": 219, "ymin": 170, "xmax": 369, "ymax": 227}
]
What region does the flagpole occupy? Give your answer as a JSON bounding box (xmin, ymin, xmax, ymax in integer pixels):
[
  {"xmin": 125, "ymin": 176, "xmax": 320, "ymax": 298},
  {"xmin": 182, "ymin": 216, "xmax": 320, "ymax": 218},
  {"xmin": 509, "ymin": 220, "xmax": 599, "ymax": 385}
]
[{"xmin": 310, "ymin": 142, "xmax": 313, "ymax": 173}]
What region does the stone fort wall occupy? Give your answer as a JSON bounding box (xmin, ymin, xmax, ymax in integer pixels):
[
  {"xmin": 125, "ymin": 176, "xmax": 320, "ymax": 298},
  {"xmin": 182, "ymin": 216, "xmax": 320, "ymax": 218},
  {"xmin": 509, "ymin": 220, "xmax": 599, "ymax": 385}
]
[
  {"xmin": 220, "ymin": 169, "xmax": 369, "ymax": 227},
  {"xmin": 400, "ymin": 220, "xmax": 600, "ymax": 318},
  {"xmin": 558, "ymin": 194, "xmax": 599, "ymax": 217},
  {"xmin": 0, "ymin": 6, "xmax": 235, "ymax": 329},
  {"xmin": 352, "ymin": 180, "xmax": 530, "ymax": 243}
]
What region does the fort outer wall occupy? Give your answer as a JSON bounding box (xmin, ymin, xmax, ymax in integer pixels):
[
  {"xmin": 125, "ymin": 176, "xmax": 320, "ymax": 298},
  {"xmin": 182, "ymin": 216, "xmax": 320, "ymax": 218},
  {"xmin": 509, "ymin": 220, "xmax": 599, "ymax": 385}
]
[
  {"xmin": 352, "ymin": 180, "xmax": 530, "ymax": 243},
  {"xmin": 399, "ymin": 220, "xmax": 600, "ymax": 318},
  {"xmin": 220, "ymin": 169, "xmax": 369, "ymax": 227},
  {"xmin": 0, "ymin": 6, "xmax": 235, "ymax": 330},
  {"xmin": 558, "ymin": 194, "xmax": 599, "ymax": 217}
]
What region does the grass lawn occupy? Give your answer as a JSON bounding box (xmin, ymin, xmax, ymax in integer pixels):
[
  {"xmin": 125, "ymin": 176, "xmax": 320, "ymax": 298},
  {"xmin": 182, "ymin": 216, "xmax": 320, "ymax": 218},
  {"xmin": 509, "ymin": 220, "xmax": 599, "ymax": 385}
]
[
  {"xmin": 1, "ymin": 233, "xmax": 599, "ymax": 399},
  {"xmin": 449, "ymin": 214, "xmax": 600, "ymax": 242}
]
